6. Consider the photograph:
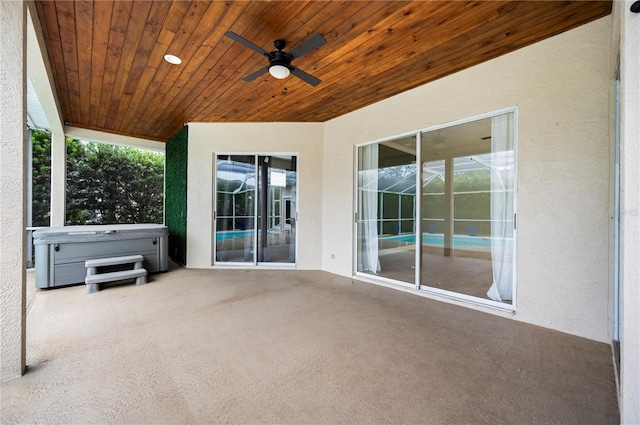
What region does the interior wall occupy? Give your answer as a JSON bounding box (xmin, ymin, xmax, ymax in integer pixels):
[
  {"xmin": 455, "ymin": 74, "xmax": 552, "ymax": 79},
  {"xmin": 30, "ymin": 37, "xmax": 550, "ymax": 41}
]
[
  {"xmin": 323, "ymin": 17, "xmax": 612, "ymax": 342},
  {"xmin": 186, "ymin": 123, "xmax": 323, "ymax": 270}
]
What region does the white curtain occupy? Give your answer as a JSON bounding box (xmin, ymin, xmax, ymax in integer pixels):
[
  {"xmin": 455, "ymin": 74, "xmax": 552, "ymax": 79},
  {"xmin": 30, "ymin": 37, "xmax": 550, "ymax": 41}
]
[
  {"xmin": 358, "ymin": 144, "xmax": 380, "ymax": 273},
  {"xmin": 487, "ymin": 114, "xmax": 514, "ymax": 302}
]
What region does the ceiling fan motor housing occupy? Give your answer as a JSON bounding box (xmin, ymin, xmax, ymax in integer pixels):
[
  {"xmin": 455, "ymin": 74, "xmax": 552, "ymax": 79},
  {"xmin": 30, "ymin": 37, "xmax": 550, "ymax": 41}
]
[{"xmin": 269, "ymin": 50, "xmax": 293, "ymax": 68}]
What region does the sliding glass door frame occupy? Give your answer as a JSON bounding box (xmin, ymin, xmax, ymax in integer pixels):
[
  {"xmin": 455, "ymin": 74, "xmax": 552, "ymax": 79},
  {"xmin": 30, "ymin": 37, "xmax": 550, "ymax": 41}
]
[
  {"xmin": 353, "ymin": 130, "xmax": 419, "ymax": 290},
  {"xmin": 213, "ymin": 152, "xmax": 298, "ymax": 267},
  {"xmin": 353, "ymin": 107, "xmax": 518, "ymax": 312}
]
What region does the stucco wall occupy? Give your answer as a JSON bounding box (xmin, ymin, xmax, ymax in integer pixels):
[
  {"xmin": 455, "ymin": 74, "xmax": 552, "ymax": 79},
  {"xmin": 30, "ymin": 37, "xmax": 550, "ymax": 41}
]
[
  {"xmin": 1, "ymin": 0, "xmax": 27, "ymax": 381},
  {"xmin": 618, "ymin": 0, "xmax": 640, "ymax": 422},
  {"xmin": 186, "ymin": 123, "xmax": 323, "ymax": 270},
  {"xmin": 323, "ymin": 17, "xmax": 612, "ymax": 342}
]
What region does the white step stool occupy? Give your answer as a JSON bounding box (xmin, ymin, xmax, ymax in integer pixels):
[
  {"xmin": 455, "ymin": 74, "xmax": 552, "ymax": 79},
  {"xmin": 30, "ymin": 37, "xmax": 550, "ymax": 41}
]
[{"xmin": 85, "ymin": 255, "xmax": 147, "ymax": 293}]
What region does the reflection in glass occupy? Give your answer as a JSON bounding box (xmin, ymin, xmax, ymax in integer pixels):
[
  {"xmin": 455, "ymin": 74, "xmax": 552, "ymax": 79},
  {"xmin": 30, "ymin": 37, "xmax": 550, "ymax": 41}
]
[
  {"xmin": 215, "ymin": 155, "xmax": 296, "ymax": 265},
  {"xmin": 356, "ymin": 136, "xmax": 417, "ymax": 285},
  {"xmin": 215, "ymin": 155, "xmax": 256, "ymax": 263},
  {"xmin": 257, "ymin": 156, "xmax": 297, "ymax": 264},
  {"xmin": 354, "ymin": 112, "xmax": 515, "ymax": 305},
  {"xmin": 420, "ymin": 114, "xmax": 515, "ymax": 304}
]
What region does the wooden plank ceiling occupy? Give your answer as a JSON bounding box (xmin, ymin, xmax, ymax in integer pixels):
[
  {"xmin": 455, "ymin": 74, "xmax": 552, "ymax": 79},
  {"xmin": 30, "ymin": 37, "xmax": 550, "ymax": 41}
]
[{"xmin": 34, "ymin": 0, "xmax": 611, "ymax": 141}]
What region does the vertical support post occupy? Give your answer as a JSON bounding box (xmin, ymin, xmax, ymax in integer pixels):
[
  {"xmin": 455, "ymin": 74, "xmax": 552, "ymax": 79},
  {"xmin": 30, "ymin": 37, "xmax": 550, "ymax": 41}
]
[
  {"xmin": 289, "ymin": 156, "xmax": 297, "ymax": 264},
  {"xmin": 379, "ymin": 191, "xmax": 383, "ymax": 235},
  {"xmin": 260, "ymin": 156, "xmax": 269, "ymax": 262},
  {"xmin": 50, "ymin": 131, "xmax": 66, "ymax": 227},
  {"xmin": 232, "ymin": 195, "xmax": 235, "ymax": 230},
  {"xmin": 443, "ymin": 157, "xmax": 454, "ymax": 256},
  {"xmin": 27, "ymin": 128, "xmax": 33, "ymax": 268},
  {"xmin": 1, "ymin": 0, "xmax": 27, "ymax": 381},
  {"xmin": 397, "ymin": 194, "xmax": 401, "ymax": 234}
]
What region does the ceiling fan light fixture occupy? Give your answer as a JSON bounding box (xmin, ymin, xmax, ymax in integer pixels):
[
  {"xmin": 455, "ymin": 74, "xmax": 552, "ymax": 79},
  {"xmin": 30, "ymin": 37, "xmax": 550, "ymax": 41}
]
[{"xmin": 269, "ymin": 64, "xmax": 291, "ymax": 79}]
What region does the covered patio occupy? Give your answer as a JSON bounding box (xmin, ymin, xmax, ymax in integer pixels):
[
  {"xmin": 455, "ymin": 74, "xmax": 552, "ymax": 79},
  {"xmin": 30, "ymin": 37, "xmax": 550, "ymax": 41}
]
[
  {"xmin": 3, "ymin": 266, "xmax": 619, "ymax": 424},
  {"xmin": 2, "ymin": 1, "xmax": 639, "ymax": 422}
]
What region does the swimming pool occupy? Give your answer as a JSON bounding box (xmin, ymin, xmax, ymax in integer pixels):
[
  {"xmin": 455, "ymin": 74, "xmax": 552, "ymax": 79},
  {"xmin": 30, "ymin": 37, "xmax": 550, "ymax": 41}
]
[
  {"xmin": 216, "ymin": 229, "xmax": 286, "ymax": 241},
  {"xmin": 381, "ymin": 233, "xmax": 498, "ymax": 247},
  {"xmin": 216, "ymin": 230, "xmax": 254, "ymax": 241}
]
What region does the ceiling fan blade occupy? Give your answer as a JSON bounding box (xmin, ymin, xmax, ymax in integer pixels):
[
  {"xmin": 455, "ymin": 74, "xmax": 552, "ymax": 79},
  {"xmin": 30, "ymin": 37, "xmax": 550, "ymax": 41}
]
[
  {"xmin": 288, "ymin": 33, "xmax": 326, "ymax": 59},
  {"xmin": 291, "ymin": 67, "xmax": 321, "ymax": 87},
  {"xmin": 224, "ymin": 31, "xmax": 268, "ymax": 56},
  {"xmin": 242, "ymin": 66, "xmax": 270, "ymax": 82}
]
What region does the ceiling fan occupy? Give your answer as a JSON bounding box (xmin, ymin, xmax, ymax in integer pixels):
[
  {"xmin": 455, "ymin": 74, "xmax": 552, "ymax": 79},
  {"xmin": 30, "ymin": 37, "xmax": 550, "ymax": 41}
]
[{"xmin": 224, "ymin": 31, "xmax": 326, "ymax": 86}]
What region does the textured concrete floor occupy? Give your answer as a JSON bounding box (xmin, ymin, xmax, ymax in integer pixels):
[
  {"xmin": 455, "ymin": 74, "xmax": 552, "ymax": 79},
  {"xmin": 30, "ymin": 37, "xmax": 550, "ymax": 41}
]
[{"xmin": 2, "ymin": 265, "xmax": 619, "ymax": 424}]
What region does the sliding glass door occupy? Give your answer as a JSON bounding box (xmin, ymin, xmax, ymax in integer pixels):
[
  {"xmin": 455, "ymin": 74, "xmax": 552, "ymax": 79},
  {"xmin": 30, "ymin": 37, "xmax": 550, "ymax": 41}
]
[
  {"xmin": 214, "ymin": 154, "xmax": 297, "ymax": 265},
  {"xmin": 356, "ymin": 136, "xmax": 417, "ymax": 285},
  {"xmin": 355, "ymin": 110, "xmax": 516, "ymax": 308},
  {"xmin": 420, "ymin": 114, "xmax": 515, "ymax": 304}
]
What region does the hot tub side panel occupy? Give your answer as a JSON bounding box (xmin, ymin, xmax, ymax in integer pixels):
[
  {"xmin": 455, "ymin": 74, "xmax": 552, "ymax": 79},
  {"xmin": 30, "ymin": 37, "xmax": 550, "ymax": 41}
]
[{"xmin": 33, "ymin": 225, "xmax": 168, "ymax": 288}]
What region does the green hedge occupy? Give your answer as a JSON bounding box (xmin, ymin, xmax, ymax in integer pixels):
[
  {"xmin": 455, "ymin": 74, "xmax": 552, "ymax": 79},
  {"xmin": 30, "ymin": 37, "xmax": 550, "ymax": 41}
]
[
  {"xmin": 165, "ymin": 126, "xmax": 188, "ymax": 265},
  {"xmin": 31, "ymin": 131, "xmax": 164, "ymax": 227},
  {"xmin": 66, "ymin": 138, "xmax": 164, "ymax": 225}
]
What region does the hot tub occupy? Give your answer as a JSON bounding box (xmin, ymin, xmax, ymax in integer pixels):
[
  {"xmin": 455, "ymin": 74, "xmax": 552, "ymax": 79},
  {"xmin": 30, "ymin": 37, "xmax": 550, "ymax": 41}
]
[{"xmin": 33, "ymin": 224, "xmax": 168, "ymax": 288}]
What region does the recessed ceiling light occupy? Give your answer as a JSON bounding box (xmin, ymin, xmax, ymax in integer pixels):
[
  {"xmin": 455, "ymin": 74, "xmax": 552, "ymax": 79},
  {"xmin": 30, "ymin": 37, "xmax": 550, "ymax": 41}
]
[{"xmin": 164, "ymin": 54, "xmax": 182, "ymax": 65}]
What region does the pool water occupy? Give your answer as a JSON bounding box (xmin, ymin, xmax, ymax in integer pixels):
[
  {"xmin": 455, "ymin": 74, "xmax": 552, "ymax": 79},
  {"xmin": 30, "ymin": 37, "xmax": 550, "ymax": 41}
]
[
  {"xmin": 218, "ymin": 230, "xmax": 507, "ymax": 248},
  {"xmin": 216, "ymin": 230, "xmax": 254, "ymax": 241},
  {"xmin": 382, "ymin": 233, "xmax": 496, "ymax": 247}
]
